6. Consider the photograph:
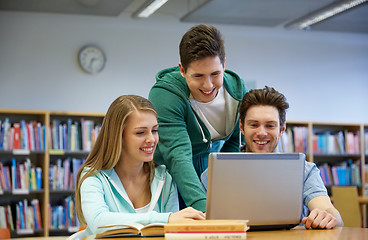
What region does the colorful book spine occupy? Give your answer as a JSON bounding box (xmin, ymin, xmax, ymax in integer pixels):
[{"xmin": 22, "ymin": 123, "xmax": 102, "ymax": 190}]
[
  {"xmin": 7, "ymin": 205, "xmax": 14, "ymax": 230},
  {"xmin": 0, "ymin": 119, "xmax": 45, "ymax": 151},
  {"xmin": 26, "ymin": 122, "xmax": 32, "ymax": 150},
  {"xmin": 18, "ymin": 201, "xmax": 25, "ymax": 229},
  {"xmin": 13, "ymin": 123, "xmax": 21, "ymax": 150},
  {"xmin": 0, "ymin": 163, "xmax": 8, "ymax": 191},
  {"xmin": 31, "ymin": 199, "xmax": 42, "ymax": 229},
  {"xmin": 28, "ymin": 122, "xmax": 35, "ymax": 151},
  {"xmin": 36, "ymin": 167, "xmax": 42, "ymax": 189},
  {"xmin": 3, "ymin": 165, "xmax": 11, "ymax": 190},
  {"xmin": 12, "ymin": 158, "xmax": 17, "ymax": 190},
  {"xmin": 0, "ymin": 204, "xmax": 14, "ymax": 230},
  {"xmin": 50, "ymin": 158, "xmax": 86, "ymax": 190}
]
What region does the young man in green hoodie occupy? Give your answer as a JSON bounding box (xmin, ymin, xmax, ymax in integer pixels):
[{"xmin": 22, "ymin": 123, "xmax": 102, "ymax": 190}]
[{"xmin": 149, "ymin": 24, "xmax": 248, "ymax": 212}]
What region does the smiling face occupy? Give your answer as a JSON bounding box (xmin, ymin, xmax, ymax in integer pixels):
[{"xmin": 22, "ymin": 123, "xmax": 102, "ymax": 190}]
[
  {"xmin": 179, "ymin": 56, "xmax": 225, "ymax": 103},
  {"xmin": 239, "ymin": 105, "xmax": 286, "ymax": 153},
  {"xmin": 121, "ymin": 110, "xmax": 159, "ymax": 163}
]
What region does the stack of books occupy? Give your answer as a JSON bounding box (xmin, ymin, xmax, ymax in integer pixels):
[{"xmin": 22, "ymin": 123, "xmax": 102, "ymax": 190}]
[
  {"xmin": 94, "ymin": 220, "xmax": 249, "ymax": 239},
  {"xmin": 164, "ymin": 219, "xmax": 249, "ymax": 239}
]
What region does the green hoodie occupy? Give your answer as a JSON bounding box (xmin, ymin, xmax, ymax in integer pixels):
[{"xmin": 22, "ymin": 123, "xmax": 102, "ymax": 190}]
[{"xmin": 149, "ymin": 66, "xmax": 247, "ymax": 212}]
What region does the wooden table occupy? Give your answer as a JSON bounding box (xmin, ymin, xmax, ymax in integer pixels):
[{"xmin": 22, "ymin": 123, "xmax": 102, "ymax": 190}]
[
  {"xmin": 246, "ymin": 226, "xmax": 368, "ymax": 239},
  {"xmin": 78, "ymin": 226, "xmax": 368, "ymax": 240}
]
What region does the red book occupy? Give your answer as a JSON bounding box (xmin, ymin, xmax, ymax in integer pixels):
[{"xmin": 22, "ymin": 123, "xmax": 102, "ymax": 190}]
[{"xmin": 13, "ymin": 123, "xmax": 21, "ymax": 150}]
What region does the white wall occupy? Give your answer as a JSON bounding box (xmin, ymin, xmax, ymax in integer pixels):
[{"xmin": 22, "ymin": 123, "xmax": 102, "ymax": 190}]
[{"xmin": 1, "ymin": 11, "xmax": 368, "ymax": 123}]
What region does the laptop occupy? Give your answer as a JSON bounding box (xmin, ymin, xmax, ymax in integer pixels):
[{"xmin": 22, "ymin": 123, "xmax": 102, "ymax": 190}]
[{"xmin": 206, "ymin": 152, "xmax": 305, "ymax": 231}]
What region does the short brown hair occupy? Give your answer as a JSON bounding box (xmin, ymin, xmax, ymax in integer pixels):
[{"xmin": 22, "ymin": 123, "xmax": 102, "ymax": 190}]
[
  {"xmin": 179, "ymin": 24, "xmax": 225, "ymax": 72},
  {"xmin": 239, "ymin": 86, "xmax": 289, "ymax": 128}
]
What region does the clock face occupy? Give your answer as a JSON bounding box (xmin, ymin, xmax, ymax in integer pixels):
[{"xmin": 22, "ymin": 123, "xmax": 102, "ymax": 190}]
[{"xmin": 78, "ymin": 45, "xmax": 106, "ymax": 74}]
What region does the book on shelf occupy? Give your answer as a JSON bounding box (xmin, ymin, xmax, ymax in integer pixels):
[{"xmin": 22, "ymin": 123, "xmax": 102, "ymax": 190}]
[
  {"xmin": 0, "ymin": 206, "xmax": 7, "ymax": 228},
  {"xmin": 345, "ymin": 130, "xmax": 360, "ymax": 154},
  {"xmin": 0, "ymin": 119, "xmax": 46, "ymax": 151},
  {"xmin": 165, "ymin": 231, "xmax": 247, "ymax": 240},
  {"xmin": 2, "ymin": 164, "xmax": 12, "ymax": 191},
  {"xmin": 65, "ymin": 195, "xmax": 78, "ymax": 228},
  {"xmin": 318, "ymin": 160, "xmax": 361, "ymax": 187},
  {"xmin": 13, "ymin": 198, "xmax": 42, "ymax": 231},
  {"xmin": 31, "ymin": 199, "xmax": 42, "ymax": 230},
  {"xmin": 0, "ymin": 162, "xmax": 8, "ymax": 191},
  {"xmin": 49, "ymin": 196, "xmax": 80, "ymax": 230},
  {"xmin": 0, "ymin": 205, "xmax": 14, "ymax": 230},
  {"xmin": 95, "ymin": 222, "xmax": 166, "ymax": 238},
  {"xmin": 9, "ymin": 158, "xmax": 42, "ymax": 192},
  {"xmin": 49, "ymin": 118, "xmax": 101, "ymax": 151},
  {"xmin": 278, "ymin": 126, "xmax": 307, "ymax": 153},
  {"xmin": 13, "ymin": 123, "xmax": 21, "ymax": 150},
  {"xmin": 279, "ymin": 127, "xmax": 293, "ymax": 153},
  {"xmin": 26, "ymin": 205, "xmax": 34, "ymax": 230},
  {"xmin": 293, "ymin": 126, "xmax": 307, "ymax": 153},
  {"xmin": 49, "ymin": 157, "xmax": 84, "ymax": 190},
  {"xmin": 0, "ymin": 118, "xmax": 11, "ymax": 150},
  {"xmin": 12, "ymin": 158, "xmax": 17, "ymax": 189}
]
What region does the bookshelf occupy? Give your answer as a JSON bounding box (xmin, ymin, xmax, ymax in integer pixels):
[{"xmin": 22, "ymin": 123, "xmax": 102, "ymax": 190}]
[
  {"xmin": 278, "ymin": 121, "xmax": 310, "ymax": 159},
  {"xmin": 1, "ymin": 110, "xmax": 368, "ymax": 235},
  {"xmin": 281, "ymin": 121, "xmax": 367, "ymax": 227},
  {"xmin": 0, "ymin": 109, "xmax": 104, "ymax": 237},
  {"xmin": 0, "ymin": 109, "xmax": 48, "ymax": 237},
  {"xmin": 48, "ymin": 111, "xmax": 104, "ymax": 236}
]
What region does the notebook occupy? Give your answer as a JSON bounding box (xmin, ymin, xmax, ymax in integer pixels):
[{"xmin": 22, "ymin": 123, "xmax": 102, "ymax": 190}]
[{"xmin": 206, "ymin": 152, "xmax": 305, "ymax": 231}]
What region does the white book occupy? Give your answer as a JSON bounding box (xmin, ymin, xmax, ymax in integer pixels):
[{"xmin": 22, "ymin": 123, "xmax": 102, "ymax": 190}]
[
  {"xmin": 70, "ymin": 125, "xmax": 76, "ymax": 151},
  {"xmin": 28, "ymin": 122, "xmax": 35, "ymax": 151},
  {"xmin": 0, "ymin": 206, "xmax": 7, "ymax": 228}
]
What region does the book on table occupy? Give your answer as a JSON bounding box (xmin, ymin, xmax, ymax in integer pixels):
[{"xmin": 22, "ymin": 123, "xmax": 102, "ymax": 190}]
[
  {"xmin": 164, "ymin": 219, "xmax": 249, "ymax": 232},
  {"xmin": 95, "ymin": 219, "xmax": 249, "ymax": 238},
  {"xmin": 165, "ymin": 231, "xmax": 247, "ymax": 240},
  {"xmin": 95, "ymin": 222, "xmax": 165, "ymax": 238},
  {"xmin": 164, "ymin": 219, "xmax": 249, "ymax": 240}
]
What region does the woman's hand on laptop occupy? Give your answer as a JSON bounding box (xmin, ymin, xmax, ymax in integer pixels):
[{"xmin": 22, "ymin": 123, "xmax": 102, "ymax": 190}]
[
  {"xmin": 169, "ymin": 207, "xmax": 206, "ymax": 222},
  {"xmin": 302, "ymin": 208, "xmax": 337, "ymax": 229}
]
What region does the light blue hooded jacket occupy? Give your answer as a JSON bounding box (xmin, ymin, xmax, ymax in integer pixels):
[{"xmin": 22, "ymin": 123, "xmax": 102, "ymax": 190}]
[{"xmin": 80, "ymin": 165, "xmax": 179, "ymax": 235}]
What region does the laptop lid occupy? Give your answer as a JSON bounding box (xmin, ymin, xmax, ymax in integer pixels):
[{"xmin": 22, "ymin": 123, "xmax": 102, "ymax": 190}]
[{"xmin": 206, "ymin": 152, "xmax": 305, "ymax": 230}]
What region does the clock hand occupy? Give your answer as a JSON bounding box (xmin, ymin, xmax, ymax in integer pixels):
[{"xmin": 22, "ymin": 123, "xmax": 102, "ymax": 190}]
[{"xmin": 89, "ymin": 58, "xmax": 97, "ymax": 68}]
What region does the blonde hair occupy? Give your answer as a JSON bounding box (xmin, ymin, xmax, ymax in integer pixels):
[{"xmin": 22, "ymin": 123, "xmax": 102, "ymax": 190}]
[{"xmin": 75, "ymin": 95, "xmax": 157, "ymax": 225}]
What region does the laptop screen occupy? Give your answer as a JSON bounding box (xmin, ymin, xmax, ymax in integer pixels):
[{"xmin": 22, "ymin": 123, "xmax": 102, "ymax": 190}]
[{"xmin": 206, "ymin": 152, "xmax": 305, "ymax": 230}]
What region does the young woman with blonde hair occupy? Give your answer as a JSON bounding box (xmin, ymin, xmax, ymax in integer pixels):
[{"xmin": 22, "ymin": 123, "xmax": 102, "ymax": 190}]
[{"xmin": 75, "ymin": 95, "xmax": 205, "ymax": 235}]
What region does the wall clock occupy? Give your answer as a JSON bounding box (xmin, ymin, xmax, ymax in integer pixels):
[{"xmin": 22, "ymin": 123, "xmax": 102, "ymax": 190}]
[{"xmin": 78, "ymin": 45, "xmax": 106, "ymax": 74}]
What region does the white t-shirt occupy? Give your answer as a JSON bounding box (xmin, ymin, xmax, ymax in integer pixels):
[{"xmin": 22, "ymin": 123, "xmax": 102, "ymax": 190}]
[
  {"xmin": 135, "ymin": 203, "xmax": 150, "ymax": 213},
  {"xmin": 190, "ymin": 87, "xmax": 228, "ymax": 140}
]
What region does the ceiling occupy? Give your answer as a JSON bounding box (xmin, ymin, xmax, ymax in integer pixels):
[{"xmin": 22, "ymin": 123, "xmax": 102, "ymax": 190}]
[{"xmin": 0, "ymin": 0, "xmax": 367, "ymax": 34}]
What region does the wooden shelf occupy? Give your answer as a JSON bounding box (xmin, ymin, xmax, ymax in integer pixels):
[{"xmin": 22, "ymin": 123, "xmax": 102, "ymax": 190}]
[{"xmin": 0, "ymin": 109, "xmax": 104, "ymax": 237}]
